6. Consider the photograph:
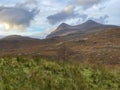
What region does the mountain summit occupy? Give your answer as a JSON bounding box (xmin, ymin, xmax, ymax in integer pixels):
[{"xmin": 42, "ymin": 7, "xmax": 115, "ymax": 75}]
[
  {"xmin": 47, "ymin": 20, "xmax": 118, "ymax": 38},
  {"xmin": 85, "ymin": 20, "xmax": 98, "ymax": 24},
  {"xmin": 1, "ymin": 35, "xmax": 35, "ymax": 41},
  {"xmin": 58, "ymin": 23, "xmax": 70, "ymax": 28},
  {"xmin": 52, "ymin": 23, "xmax": 71, "ymax": 33}
]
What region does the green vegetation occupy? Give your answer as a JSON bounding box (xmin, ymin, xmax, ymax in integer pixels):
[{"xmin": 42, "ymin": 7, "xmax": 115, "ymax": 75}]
[{"xmin": 0, "ymin": 57, "xmax": 120, "ymax": 90}]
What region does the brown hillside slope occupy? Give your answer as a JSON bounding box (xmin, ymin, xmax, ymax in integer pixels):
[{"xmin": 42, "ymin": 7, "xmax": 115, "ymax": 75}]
[{"xmin": 0, "ymin": 28, "xmax": 119, "ymax": 65}]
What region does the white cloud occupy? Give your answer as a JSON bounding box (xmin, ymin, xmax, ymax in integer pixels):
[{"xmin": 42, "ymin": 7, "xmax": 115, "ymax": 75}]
[
  {"xmin": 0, "ymin": 6, "xmax": 39, "ymax": 31},
  {"xmin": 63, "ymin": 5, "xmax": 75, "ymax": 13},
  {"xmin": 0, "ymin": 0, "xmax": 119, "ymax": 38},
  {"xmin": 75, "ymin": 0, "xmax": 103, "ymax": 9},
  {"xmin": 47, "ymin": 5, "xmax": 79, "ymax": 24}
]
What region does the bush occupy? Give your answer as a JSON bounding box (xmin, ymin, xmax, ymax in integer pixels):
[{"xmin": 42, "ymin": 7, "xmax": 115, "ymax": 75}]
[{"xmin": 0, "ymin": 57, "xmax": 119, "ymax": 90}]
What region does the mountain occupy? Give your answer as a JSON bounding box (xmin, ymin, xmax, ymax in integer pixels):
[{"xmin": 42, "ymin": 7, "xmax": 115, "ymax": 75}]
[
  {"xmin": 0, "ymin": 28, "xmax": 119, "ymax": 65},
  {"xmin": 1, "ymin": 35, "xmax": 37, "ymax": 41},
  {"xmin": 47, "ymin": 20, "xmax": 119, "ymax": 38}
]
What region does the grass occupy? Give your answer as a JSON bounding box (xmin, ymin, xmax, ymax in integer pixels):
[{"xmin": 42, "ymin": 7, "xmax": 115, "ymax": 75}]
[{"xmin": 0, "ymin": 57, "xmax": 120, "ymax": 90}]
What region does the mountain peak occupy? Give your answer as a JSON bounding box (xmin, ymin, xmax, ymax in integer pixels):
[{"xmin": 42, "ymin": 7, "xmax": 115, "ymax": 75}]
[
  {"xmin": 55, "ymin": 23, "xmax": 71, "ymax": 32},
  {"xmin": 60, "ymin": 23, "xmax": 68, "ymax": 26},
  {"xmin": 5, "ymin": 35, "xmax": 23, "ymax": 38},
  {"xmin": 1, "ymin": 35, "xmax": 35, "ymax": 41},
  {"xmin": 46, "ymin": 19, "xmax": 118, "ymax": 38},
  {"xmin": 85, "ymin": 20, "xmax": 98, "ymax": 24},
  {"xmin": 58, "ymin": 23, "xmax": 70, "ymax": 28}
]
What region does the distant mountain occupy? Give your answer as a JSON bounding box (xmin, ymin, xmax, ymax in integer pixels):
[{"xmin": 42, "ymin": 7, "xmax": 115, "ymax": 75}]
[
  {"xmin": 1, "ymin": 35, "xmax": 37, "ymax": 41},
  {"xmin": 47, "ymin": 20, "xmax": 119, "ymax": 38}
]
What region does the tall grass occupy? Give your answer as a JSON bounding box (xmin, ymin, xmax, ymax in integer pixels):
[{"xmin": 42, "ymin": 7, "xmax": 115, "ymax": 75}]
[{"xmin": 0, "ymin": 57, "xmax": 120, "ymax": 90}]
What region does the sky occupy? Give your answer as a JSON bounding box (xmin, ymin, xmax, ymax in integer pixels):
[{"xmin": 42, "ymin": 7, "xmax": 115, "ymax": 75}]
[{"xmin": 0, "ymin": 0, "xmax": 120, "ymax": 38}]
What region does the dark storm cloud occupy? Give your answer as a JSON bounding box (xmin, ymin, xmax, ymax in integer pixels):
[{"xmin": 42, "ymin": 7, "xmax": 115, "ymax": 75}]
[{"xmin": 0, "ymin": 6, "xmax": 39, "ymax": 30}]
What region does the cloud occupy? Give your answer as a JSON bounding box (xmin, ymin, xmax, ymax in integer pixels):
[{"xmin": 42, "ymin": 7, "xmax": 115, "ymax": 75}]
[
  {"xmin": 75, "ymin": 0, "xmax": 103, "ymax": 9},
  {"xmin": 47, "ymin": 5, "xmax": 80, "ymax": 25},
  {"xmin": 88, "ymin": 15, "xmax": 109, "ymax": 24},
  {"xmin": 25, "ymin": 0, "xmax": 37, "ymax": 4},
  {"xmin": 0, "ymin": 6, "xmax": 39, "ymax": 31},
  {"xmin": 15, "ymin": 0, "xmax": 38, "ymax": 10},
  {"xmin": 79, "ymin": 14, "xmax": 88, "ymax": 21}
]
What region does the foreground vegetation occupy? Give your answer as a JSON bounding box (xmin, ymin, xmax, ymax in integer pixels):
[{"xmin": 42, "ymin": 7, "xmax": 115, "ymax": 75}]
[{"xmin": 0, "ymin": 57, "xmax": 120, "ymax": 90}]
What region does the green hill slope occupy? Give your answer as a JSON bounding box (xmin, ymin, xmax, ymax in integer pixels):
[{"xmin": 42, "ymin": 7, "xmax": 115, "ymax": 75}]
[{"xmin": 0, "ymin": 57, "xmax": 119, "ymax": 90}]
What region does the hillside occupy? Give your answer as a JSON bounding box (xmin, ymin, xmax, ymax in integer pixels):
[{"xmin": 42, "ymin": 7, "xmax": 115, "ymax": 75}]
[
  {"xmin": 1, "ymin": 35, "xmax": 37, "ymax": 41},
  {"xmin": 0, "ymin": 57, "xmax": 120, "ymax": 90},
  {"xmin": 47, "ymin": 20, "xmax": 119, "ymax": 38},
  {"xmin": 0, "ymin": 28, "xmax": 119, "ymax": 65}
]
